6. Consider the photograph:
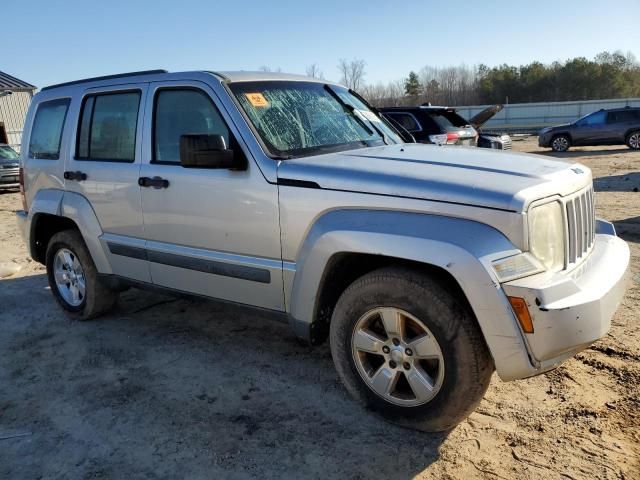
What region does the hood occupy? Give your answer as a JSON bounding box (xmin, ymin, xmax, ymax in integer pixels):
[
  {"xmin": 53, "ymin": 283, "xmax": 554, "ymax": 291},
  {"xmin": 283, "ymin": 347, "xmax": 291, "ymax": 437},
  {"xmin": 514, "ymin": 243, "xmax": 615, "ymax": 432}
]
[
  {"xmin": 277, "ymin": 143, "xmax": 592, "ymax": 212},
  {"xmin": 541, "ymin": 123, "xmax": 571, "ymax": 133},
  {"xmin": 469, "ymin": 105, "xmax": 503, "ymax": 129}
]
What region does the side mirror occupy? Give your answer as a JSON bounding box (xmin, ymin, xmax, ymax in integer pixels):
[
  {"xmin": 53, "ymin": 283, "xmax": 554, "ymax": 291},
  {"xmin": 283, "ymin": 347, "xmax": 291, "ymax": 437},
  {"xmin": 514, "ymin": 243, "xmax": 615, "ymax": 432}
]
[{"xmin": 179, "ymin": 134, "xmax": 246, "ymax": 170}]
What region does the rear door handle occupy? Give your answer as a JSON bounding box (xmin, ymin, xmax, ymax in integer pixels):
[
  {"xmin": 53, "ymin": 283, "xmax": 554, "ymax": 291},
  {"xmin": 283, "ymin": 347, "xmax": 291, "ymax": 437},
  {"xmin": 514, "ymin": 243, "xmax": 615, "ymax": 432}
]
[
  {"xmin": 138, "ymin": 176, "xmax": 169, "ymax": 189},
  {"xmin": 63, "ymin": 171, "xmax": 87, "ymax": 181}
]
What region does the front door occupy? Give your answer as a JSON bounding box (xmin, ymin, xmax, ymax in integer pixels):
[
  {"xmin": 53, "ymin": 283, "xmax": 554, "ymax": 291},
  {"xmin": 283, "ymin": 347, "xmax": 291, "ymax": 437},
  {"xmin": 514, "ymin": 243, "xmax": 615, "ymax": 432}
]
[
  {"xmin": 64, "ymin": 84, "xmax": 150, "ymax": 282},
  {"xmin": 572, "ymin": 110, "xmax": 607, "ymax": 145},
  {"xmin": 139, "ymin": 81, "xmax": 284, "ymax": 311}
]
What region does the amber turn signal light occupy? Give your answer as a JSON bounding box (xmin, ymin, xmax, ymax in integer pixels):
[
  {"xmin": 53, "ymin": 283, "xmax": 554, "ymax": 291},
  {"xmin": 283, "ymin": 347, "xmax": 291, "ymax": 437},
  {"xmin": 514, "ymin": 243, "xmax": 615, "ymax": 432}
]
[{"xmin": 508, "ymin": 296, "xmax": 534, "ymax": 334}]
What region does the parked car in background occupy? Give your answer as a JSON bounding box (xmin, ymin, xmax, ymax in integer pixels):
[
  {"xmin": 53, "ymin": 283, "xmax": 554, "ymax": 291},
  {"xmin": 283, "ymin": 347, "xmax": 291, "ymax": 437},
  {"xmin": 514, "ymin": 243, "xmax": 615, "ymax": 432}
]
[
  {"xmin": 539, "ymin": 106, "xmax": 640, "ymax": 152},
  {"xmin": 379, "ymin": 104, "xmax": 512, "ymax": 149},
  {"xmin": 0, "ymin": 144, "xmax": 20, "ymax": 190},
  {"xmin": 469, "ymin": 105, "xmax": 512, "ymax": 150},
  {"xmin": 16, "ymin": 70, "xmax": 629, "ymax": 432}
]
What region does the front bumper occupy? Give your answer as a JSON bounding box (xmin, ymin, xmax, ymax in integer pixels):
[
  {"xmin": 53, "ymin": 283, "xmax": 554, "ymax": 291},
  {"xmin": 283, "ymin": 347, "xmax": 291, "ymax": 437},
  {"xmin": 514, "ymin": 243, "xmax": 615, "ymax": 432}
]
[
  {"xmin": 0, "ymin": 168, "xmax": 20, "ymax": 189},
  {"xmin": 538, "ymin": 133, "xmax": 552, "ymax": 147},
  {"xmin": 502, "ymin": 227, "xmax": 629, "ymax": 377}
]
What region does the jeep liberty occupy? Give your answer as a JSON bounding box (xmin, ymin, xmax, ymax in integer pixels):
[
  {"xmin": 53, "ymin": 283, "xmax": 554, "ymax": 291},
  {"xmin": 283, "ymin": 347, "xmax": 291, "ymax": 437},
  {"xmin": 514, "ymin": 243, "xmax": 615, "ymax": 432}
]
[{"xmin": 16, "ymin": 70, "xmax": 630, "ymax": 431}]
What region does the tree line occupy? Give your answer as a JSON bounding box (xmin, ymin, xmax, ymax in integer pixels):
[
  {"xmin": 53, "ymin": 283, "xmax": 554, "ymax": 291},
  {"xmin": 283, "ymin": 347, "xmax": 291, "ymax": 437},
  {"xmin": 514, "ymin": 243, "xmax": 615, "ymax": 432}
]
[{"xmin": 301, "ymin": 51, "xmax": 640, "ymax": 107}]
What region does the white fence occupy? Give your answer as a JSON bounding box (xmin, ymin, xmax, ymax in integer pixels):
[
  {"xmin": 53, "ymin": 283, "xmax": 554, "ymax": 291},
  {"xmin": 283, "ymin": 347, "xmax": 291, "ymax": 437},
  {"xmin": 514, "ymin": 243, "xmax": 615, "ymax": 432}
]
[{"xmin": 455, "ymin": 97, "xmax": 640, "ymax": 134}]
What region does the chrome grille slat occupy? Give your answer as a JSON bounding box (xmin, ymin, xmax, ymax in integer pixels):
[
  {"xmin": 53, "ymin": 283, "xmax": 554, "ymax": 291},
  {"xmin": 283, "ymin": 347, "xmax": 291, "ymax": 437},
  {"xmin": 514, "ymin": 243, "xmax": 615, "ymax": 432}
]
[{"xmin": 564, "ymin": 186, "xmax": 595, "ymax": 268}]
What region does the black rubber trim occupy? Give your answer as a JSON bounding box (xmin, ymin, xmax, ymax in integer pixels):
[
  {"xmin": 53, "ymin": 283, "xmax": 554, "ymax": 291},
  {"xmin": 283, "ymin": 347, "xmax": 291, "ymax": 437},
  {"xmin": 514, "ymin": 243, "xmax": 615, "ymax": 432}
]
[
  {"xmin": 107, "ymin": 242, "xmax": 148, "ymax": 261},
  {"xmin": 147, "ymin": 250, "xmax": 271, "ymax": 283},
  {"xmin": 107, "ymin": 242, "xmax": 271, "ymax": 284},
  {"xmin": 277, "ymin": 178, "xmax": 321, "ymax": 189}
]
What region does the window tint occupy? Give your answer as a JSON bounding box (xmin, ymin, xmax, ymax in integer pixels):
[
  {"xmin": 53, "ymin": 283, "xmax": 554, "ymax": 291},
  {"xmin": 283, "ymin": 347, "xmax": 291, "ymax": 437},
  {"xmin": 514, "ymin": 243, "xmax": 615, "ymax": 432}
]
[
  {"xmin": 577, "ymin": 111, "xmax": 606, "ymax": 126},
  {"xmin": 608, "ymin": 110, "xmax": 640, "ymax": 123},
  {"xmin": 76, "ymin": 91, "xmax": 140, "ymax": 161},
  {"xmin": 29, "ymin": 98, "xmax": 70, "ymax": 159},
  {"xmin": 154, "ymin": 89, "xmax": 230, "ymax": 163},
  {"xmin": 0, "ymin": 146, "xmax": 19, "ymax": 160},
  {"xmin": 386, "ymin": 112, "xmax": 421, "ymax": 132}
]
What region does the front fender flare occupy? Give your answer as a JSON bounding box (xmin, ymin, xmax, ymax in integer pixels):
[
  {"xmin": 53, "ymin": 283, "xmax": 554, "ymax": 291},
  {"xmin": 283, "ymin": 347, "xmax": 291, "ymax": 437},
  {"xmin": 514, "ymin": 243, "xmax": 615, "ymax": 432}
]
[{"xmin": 288, "ymin": 209, "xmax": 534, "ymax": 380}]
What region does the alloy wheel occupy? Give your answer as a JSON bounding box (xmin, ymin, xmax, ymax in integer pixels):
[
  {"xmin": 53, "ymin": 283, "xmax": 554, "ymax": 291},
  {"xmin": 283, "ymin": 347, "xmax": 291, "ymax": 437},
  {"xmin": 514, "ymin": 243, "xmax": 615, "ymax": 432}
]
[
  {"xmin": 351, "ymin": 307, "xmax": 445, "ymax": 406},
  {"xmin": 552, "ymin": 136, "xmax": 569, "ymax": 152},
  {"xmin": 53, "ymin": 248, "xmax": 86, "ymax": 307}
]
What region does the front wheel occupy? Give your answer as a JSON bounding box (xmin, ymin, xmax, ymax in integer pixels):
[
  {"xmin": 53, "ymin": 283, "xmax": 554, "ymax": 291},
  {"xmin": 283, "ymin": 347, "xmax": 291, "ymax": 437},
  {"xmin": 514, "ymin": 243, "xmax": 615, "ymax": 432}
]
[
  {"xmin": 46, "ymin": 230, "xmax": 118, "ymax": 319},
  {"xmin": 551, "ymin": 134, "xmax": 571, "ymax": 152},
  {"xmin": 329, "ymin": 267, "xmax": 494, "ymax": 432},
  {"xmin": 626, "ymin": 131, "xmax": 640, "ymax": 150}
]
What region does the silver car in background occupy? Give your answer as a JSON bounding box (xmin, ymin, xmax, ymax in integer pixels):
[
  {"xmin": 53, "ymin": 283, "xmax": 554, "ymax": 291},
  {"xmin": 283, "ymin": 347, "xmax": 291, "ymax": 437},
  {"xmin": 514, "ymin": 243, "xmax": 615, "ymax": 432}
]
[{"xmin": 0, "ymin": 144, "xmax": 20, "ymax": 190}]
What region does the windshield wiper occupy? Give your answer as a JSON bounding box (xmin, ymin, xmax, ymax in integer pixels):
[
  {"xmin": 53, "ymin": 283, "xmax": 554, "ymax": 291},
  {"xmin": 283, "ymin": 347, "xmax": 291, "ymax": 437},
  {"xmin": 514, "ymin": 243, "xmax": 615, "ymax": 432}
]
[{"xmin": 323, "ymin": 85, "xmax": 379, "ymax": 139}]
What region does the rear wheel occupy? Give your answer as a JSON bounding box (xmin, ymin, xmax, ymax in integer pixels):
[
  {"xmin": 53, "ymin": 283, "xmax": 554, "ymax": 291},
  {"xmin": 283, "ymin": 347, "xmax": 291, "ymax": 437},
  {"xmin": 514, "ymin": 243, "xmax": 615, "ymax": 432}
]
[
  {"xmin": 551, "ymin": 134, "xmax": 571, "ymax": 152},
  {"xmin": 46, "ymin": 230, "xmax": 118, "ymax": 319},
  {"xmin": 329, "ymin": 267, "xmax": 494, "ymax": 432},
  {"xmin": 626, "ymin": 131, "xmax": 640, "ymax": 150}
]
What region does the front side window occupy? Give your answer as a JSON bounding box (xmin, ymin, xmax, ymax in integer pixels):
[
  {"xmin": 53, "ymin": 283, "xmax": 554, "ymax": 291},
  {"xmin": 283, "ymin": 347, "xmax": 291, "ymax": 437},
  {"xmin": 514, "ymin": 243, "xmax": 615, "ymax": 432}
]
[
  {"xmin": 576, "ymin": 111, "xmax": 606, "ymax": 126},
  {"xmin": 29, "ymin": 98, "xmax": 70, "ymax": 159},
  {"xmin": 229, "ymin": 81, "xmax": 398, "ymax": 158},
  {"xmin": 76, "ymin": 91, "xmax": 140, "ymax": 161},
  {"xmin": 153, "ymin": 89, "xmax": 230, "ymax": 163}
]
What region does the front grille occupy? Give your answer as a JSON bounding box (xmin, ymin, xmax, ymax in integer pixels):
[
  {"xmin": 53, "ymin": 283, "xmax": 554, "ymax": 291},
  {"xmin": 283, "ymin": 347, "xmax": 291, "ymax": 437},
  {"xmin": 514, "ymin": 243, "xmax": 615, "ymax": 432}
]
[
  {"xmin": 2, "ymin": 163, "xmax": 19, "ymax": 169},
  {"xmin": 565, "ymin": 186, "xmax": 595, "ymax": 266},
  {"xmin": 500, "ymin": 136, "xmax": 512, "ymax": 150}
]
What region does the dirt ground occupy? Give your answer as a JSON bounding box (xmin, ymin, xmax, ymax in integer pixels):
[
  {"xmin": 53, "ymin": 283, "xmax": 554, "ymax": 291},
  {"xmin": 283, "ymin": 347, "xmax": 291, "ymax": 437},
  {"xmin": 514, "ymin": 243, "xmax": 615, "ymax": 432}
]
[{"xmin": 1, "ymin": 137, "xmax": 638, "ymax": 479}]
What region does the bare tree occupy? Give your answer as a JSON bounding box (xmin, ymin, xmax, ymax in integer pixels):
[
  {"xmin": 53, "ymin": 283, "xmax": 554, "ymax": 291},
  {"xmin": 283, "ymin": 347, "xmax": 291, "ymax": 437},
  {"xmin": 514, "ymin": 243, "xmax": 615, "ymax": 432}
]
[
  {"xmin": 305, "ymin": 63, "xmax": 324, "ymax": 79},
  {"xmin": 337, "ymin": 58, "xmax": 366, "ymax": 91},
  {"xmin": 258, "ymin": 66, "xmax": 282, "ymax": 73}
]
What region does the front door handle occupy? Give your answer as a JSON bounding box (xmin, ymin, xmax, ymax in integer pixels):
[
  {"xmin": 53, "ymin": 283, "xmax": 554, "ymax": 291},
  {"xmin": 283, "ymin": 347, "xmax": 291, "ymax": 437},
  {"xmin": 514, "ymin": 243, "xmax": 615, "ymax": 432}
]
[
  {"xmin": 63, "ymin": 171, "xmax": 87, "ymax": 181},
  {"xmin": 138, "ymin": 176, "xmax": 169, "ymax": 189}
]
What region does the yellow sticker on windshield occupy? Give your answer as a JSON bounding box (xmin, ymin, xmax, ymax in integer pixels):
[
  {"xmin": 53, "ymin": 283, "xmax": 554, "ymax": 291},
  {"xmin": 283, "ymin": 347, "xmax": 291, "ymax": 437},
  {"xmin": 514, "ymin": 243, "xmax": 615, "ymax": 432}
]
[{"xmin": 245, "ymin": 93, "xmax": 269, "ymax": 107}]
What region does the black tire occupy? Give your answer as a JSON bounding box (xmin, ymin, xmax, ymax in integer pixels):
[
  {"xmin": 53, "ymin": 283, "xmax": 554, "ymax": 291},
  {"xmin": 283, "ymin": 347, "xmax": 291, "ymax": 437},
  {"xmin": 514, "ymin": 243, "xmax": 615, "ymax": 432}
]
[
  {"xmin": 329, "ymin": 267, "xmax": 494, "ymax": 432},
  {"xmin": 626, "ymin": 130, "xmax": 640, "ymax": 150},
  {"xmin": 45, "ymin": 229, "xmax": 118, "ymax": 320},
  {"xmin": 551, "ymin": 134, "xmax": 571, "ymax": 152}
]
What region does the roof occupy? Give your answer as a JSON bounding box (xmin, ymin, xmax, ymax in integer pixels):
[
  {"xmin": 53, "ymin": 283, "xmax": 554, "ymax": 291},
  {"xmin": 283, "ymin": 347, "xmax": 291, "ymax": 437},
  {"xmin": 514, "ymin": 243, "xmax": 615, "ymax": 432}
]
[
  {"xmin": 0, "ymin": 70, "xmax": 36, "ymax": 91},
  {"xmin": 38, "ymin": 69, "xmax": 334, "ymax": 94},
  {"xmin": 215, "ymin": 71, "xmax": 326, "ymax": 83}
]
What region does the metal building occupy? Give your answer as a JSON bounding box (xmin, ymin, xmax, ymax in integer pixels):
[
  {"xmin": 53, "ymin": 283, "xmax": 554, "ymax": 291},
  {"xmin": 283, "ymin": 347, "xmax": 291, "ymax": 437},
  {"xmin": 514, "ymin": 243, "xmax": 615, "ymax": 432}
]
[
  {"xmin": 0, "ymin": 71, "xmax": 36, "ymax": 151},
  {"xmin": 455, "ymin": 97, "xmax": 640, "ymax": 134}
]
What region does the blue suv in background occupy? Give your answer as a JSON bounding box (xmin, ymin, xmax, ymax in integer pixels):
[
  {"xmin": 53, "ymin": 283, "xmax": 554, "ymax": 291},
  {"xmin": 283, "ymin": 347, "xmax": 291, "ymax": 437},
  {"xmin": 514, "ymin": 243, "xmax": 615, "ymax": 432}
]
[{"xmin": 539, "ymin": 107, "xmax": 640, "ymax": 152}]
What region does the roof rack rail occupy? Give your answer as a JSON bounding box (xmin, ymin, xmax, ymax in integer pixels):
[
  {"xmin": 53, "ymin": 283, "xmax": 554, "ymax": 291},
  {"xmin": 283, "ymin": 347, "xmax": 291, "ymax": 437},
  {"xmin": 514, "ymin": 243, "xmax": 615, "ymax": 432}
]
[{"xmin": 41, "ymin": 69, "xmax": 168, "ymax": 91}]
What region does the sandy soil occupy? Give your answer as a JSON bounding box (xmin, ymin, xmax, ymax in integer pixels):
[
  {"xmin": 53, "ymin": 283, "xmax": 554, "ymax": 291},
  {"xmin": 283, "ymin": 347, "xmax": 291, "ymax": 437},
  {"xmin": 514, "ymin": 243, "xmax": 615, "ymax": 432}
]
[{"xmin": 0, "ymin": 137, "xmax": 638, "ymax": 479}]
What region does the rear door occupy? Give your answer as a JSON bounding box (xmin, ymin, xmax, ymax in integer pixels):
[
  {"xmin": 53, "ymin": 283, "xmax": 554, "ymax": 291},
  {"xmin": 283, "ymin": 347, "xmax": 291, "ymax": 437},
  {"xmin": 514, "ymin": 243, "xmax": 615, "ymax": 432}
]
[
  {"xmin": 138, "ymin": 80, "xmax": 284, "ymax": 311},
  {"xmin": 64, "ymin": 84, "xmax": 150, "ymax": 282}
]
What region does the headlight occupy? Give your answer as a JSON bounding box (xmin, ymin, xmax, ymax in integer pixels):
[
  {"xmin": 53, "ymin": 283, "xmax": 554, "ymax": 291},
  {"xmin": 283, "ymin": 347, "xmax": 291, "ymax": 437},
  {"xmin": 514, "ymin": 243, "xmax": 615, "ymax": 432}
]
[{"xmin": 528, "ymin": 201, "xmax": 565, "ymax": 271}]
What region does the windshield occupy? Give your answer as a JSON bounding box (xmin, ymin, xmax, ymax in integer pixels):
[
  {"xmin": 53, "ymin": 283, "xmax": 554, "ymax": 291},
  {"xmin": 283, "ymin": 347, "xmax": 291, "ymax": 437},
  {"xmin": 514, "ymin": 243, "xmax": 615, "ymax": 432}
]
[
  {"xmin": 0, "ymin": 146, "xmax": 19, "ymax": 160},
  {"xmin": 428, "ymin": 110, "xmax": 468, "ymax": 131},
  {"xmin": 229, "ymin": 81, "xmax": 400, "ymax": 158}
]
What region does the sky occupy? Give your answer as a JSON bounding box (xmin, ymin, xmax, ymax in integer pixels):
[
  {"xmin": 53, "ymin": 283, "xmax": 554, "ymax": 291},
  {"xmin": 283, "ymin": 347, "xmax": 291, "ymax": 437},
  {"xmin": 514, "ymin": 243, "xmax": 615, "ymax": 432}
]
[{"xmin": 3, "ymin": 0, "xmax": 639, "ymax": 89}]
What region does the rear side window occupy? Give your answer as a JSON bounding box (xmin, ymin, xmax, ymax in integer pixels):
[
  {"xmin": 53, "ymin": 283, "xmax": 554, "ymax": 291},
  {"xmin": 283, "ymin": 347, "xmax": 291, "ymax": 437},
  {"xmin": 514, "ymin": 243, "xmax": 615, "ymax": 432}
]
[
  {"xmin": 427, "ymin": 111, "xmax": 467, "ymax": 130},
  {"xmin": 153, "ymin": 89, "xmax": 230, "ymax": 163},
  {"xmin": 76, "ymin": 91, "xmax": 141, "ymax": 162},
  {"xmin": 608, "ymin": 110, "xmax": 640, "ymax": 123},
  {"xmin": 385, "ymin": 112, "xmax": 421, "ymax": 132},
  {"xmin": 29, "ymin": 98, "xmax": 70, "ymax": 159}
]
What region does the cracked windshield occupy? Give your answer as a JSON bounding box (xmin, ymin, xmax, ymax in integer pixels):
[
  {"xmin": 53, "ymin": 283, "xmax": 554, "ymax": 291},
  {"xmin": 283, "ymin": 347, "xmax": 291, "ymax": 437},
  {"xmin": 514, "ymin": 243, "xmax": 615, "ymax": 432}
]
[{"xmin": 231, "ymin": 81, "xmax": 399, "ymax": 157}]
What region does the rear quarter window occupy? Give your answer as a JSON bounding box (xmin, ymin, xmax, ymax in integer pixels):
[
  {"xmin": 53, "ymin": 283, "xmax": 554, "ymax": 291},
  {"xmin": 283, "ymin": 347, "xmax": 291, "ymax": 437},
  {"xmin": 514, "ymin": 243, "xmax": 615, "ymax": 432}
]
[{"xmin": 28, "ymin": 98, "xmax": 70, "ymax": 160}]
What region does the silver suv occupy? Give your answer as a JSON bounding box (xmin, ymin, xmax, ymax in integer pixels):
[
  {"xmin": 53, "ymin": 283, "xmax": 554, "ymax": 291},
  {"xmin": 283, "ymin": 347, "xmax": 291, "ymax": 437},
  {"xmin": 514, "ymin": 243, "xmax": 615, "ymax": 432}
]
[{"xmin": 16, "ymin": 70, "xmax": 630, "ymax": 432}]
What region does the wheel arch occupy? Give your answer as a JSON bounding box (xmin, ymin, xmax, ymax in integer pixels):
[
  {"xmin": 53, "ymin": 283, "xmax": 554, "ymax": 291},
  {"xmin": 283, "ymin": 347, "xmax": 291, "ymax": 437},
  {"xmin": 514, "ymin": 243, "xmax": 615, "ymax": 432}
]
[
  {"xmin": 26, "ymin": 189, "xmax": 112, "ymax": 273},
  {"xmin": 287, "ymin": 209, "xmax": 535, "ymax": 380}
]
